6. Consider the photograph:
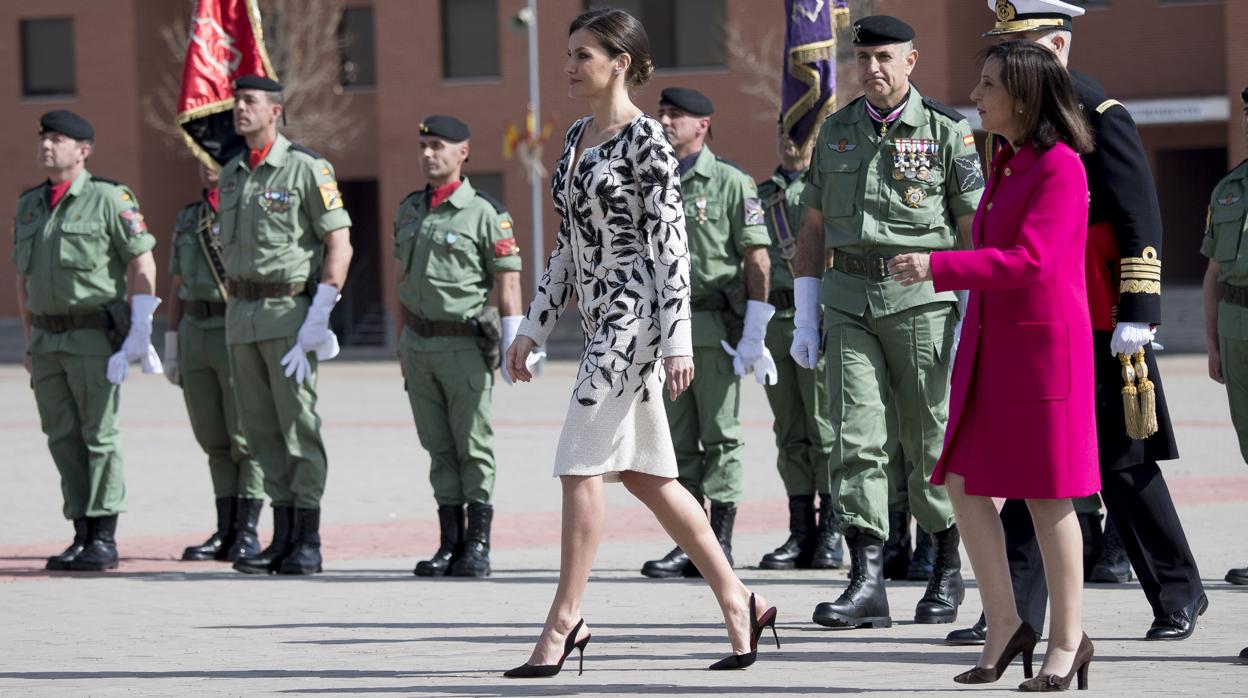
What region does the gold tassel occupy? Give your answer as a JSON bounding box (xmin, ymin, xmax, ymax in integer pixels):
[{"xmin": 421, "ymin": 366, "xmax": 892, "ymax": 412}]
[
  {"xmin": 1119, "ymin": 353, "xmax": 1142, "ymax": 439},
  {"xmin": 1133, "ymin": 350, "xmax": 1158, "ymax": 438}
]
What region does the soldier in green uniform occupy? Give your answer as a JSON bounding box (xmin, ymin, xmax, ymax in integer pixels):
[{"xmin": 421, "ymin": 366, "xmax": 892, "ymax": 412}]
[
  {"xmin": 164, "ymin": 161, "xmax": 265, "ymax": 563},
  {"xmin": 13, "ymin": 110, "xmax": 162, "ymax": 571},
  {"xmin": 641, "ymin": 88, "xmax": 774, "ymax": 578},
  {"xmin": 396, "ymin": 116, "xmax": 524, "ymax": 578},
  {"xmin": 219, "ymin": 76, "xmax": 354, "ymax": 576},
  {"xmin": 790, "ymin": 17, "xmax": 984, "ymax": 627},
  {"xmin": 1204, "ymin": 86, "xmax": 1248, "ymax": 587},
  {"xmin": 756, "ymin": 124, "xmax": 844, "ymax": 571}
]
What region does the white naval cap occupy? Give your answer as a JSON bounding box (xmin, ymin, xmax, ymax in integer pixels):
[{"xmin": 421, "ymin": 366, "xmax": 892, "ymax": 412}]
[{"xmin": 984, "ymin": 0, "xmax": 1085, "ymax": 37}]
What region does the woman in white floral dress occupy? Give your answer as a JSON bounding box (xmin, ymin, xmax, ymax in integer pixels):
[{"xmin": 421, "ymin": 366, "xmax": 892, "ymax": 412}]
[{"xmin": 503, "ymin": 8, "xmax": 776, "ymax": 677}]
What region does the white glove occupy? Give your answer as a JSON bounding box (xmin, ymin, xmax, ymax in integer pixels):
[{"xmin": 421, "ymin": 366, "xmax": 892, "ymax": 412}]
[
  {"xmin": 789, "ymin": 277, "xmax": 822, "ymax": 370},
  {"xmin": 106, "ymin": 294, "xmax": 163, "ymax": 385},
  {"xmin": 164, "ymin": 330, "xmax": 181, "ymax": 386},
  {"xmin": 721, "ymin": 300, "xmax": 778, "ymax": 385},
  {"xmin": 1110, "ymin": 321, "xmax": 1155, "ymax": 357},
  {"xmin": 500, "ymin": 315, "xmax": 543, "ymax": 385},
  {"xmin": 280, "ymin": 284, "xmax": 341, "ymax": 386},
  {"xmin": 720, "ymin": 339, "xmax": 778, "ymax": 386}
]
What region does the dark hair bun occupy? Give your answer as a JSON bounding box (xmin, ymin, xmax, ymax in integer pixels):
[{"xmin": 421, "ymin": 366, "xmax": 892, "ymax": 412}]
[
  {"xmin": 570, "ymin": 8, "xmax": 654, "ymax": 88},
  {"xmin": 629, "ymin": 56, "xmax": 654, "ymax": 87}
]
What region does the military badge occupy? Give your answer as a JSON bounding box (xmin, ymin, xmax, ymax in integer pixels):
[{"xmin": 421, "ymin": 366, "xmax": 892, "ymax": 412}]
[
  {"xmin": 954, "ymin": 154, "xmax": 986, "ymax": 193},
  {"xmin": 222, "ymin": 181, "xmax": 237, "ymax": 195},
  {"xmin": 996, "ymin": 0, "xmax": 1017, "ymax": 22},
  {"xmin": 903, "ymin": 187, "xmax": 926, "ymax": 209},
  {"xmin": 499, "ymin": 219, "xmax": 513, "ymax": 231},
  {"xmin": 21, "ymin": 209, "xmax": 37, "ymax": 224},
  {"xmin": 120, "ymin": 192, "xmax": 132, "ymax": 202},
  {"xmin": 494, "ymin": 236, "xmax": 520, "ymax": 258},
  {"xmin": 398, "ymin": 213, "xmax": 415, "ymax": 227},
  {"xmin": 119, "ymin": 209, "xmax": 148, "ymax": 237},
  {"xmin": 1221, "ymin": 192, "xmax": 1242, "ymax": 206},
  {"xmin": 744, "ymin": 197, "xmax": 765, "ymax": 226},
  {"xmin": 830, "ymin": 138, "xmax": 858, "ymax": 154},
  {"xmin": 963, "ymin": 134, "xmax": 976, "ymax": 147},
  {"xmin": 258, "ymin": 189, "xmax": 292, "ymax": 215},
  {"xmin": 319, "ymin": 181, "xmax": 343, "ymax": 210},
  {"xmin": 695, "ymin": 195, "xmax": 708, "ymax": 224}
]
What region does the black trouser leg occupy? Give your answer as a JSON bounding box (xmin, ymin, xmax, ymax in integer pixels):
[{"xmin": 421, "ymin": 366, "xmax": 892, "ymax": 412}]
[
  {"xmin": 1000, "ymin": 498, "xmax": 1048, "ymax": 633},
  {"xmin": 1099, "ymin": 461, "xmax": 1203, "ymax": 617}
]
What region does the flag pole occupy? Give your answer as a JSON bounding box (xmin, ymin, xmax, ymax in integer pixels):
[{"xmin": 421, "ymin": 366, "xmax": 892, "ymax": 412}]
[{"xmin": 526, "ymin": 0, "xmax": 543, "ymax": 302}]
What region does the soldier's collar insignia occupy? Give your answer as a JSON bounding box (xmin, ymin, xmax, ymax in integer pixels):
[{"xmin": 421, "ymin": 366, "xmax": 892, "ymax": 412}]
[
  {"xmin": 830, "ymin": 138, "xmax": 858, "ymax": 153},
  {"xmin": 1221, "ymin": 192, "xmax": 1242, "ymax": 206}
]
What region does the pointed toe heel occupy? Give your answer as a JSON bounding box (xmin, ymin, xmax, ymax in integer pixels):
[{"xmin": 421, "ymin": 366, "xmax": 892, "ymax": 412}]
[
  {"xmin": 709, "ymin": 593, "xmax": 779, "ymax": 671},
  {"xmin": 504, "ymin": 619, "xmax": 591, "ymax": 679}
]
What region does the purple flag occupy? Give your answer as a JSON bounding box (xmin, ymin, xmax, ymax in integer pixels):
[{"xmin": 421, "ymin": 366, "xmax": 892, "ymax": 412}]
[{"xmin": 782, "ymin": 0, "xmax": 849, "ymax": 148}]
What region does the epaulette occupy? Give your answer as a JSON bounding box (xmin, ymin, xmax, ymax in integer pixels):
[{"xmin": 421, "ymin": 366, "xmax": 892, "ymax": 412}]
[
  {"xmin": 832, "ymin": 95, "xmax": 865, "ymax": 120},
  {"xmin": 289, "ymin": 143, "xmax": 325, "ymax": 160},
  {"xmin": 921, "ymin": 96, "xmax": 968, "ymax": 124},
  {"xmin": 475, "ymin": 189, "xmax": 508, "ymax": 214},
  {"xmin": 714, "ymin": 155, "xmax": 751, "ymax": 179},
  {"xmin": 89, "ymin": 175, "xmax": 125, "ymax": 187}
]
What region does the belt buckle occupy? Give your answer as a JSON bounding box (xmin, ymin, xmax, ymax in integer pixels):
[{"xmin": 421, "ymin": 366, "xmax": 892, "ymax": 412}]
[{"xmin": 877, "ymin": 257, "xmax": 891, "ymax": 279}]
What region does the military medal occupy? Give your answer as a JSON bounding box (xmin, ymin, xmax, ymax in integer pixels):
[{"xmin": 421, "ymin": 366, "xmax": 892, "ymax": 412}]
[
  {"xmin": 695, "ymin": 195, "xmax": 708, "ymax": 224},
  {"xmin": 445, "ymin": 231, "xmax": 459, "ymax": 250},
  {"xmin": 917, "ymin": 167, "xmax": 930, "ymax": 182},
  {"xmin": 903, "ymin": 187, "xmax": 926, "ymax": 208}
]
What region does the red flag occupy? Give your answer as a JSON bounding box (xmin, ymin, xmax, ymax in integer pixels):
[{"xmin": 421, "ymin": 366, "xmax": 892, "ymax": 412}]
[{"xmin": 176, "ymin": 0, "xmax": 277, "ymax": 166}]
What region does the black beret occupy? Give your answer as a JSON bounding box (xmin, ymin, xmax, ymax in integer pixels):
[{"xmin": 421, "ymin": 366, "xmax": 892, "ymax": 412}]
[
  {"xmin": 233, "ymin": 75, "xmax": 284, "ymax": 92},
  {"xmin": 852, "ymin": 15, "xmax": 916, "ymax": 47},
  {"xmin": 1242, "ymin": 87, "xmax": 1248, "ymax": 104},
  {"xmin": 419, "ymin": 115, "xmax": 470, "ymax": 142},
  {"xmin": 39, "ymin": 110, "xmax": 94, "ymax": 141},
  {"xmin": 659, "ymin": 87, "xmax": 714, "ymax": 117}
]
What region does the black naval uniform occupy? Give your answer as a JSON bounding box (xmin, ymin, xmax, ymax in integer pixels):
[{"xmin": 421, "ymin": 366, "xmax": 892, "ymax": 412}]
[{"xmin": 995, "ymin": 71, "xmax": 1203, "ymax": 637}]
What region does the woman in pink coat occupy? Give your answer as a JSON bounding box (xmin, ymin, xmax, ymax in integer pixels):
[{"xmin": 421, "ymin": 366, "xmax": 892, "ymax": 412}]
[{"xmin": 889, "ymin": 41, "xmax": 1098, "ymax": 691}]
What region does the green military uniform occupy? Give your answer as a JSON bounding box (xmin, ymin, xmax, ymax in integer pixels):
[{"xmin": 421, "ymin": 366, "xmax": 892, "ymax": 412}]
[
  {"xmin": 757, "ymin": 168, "xmax": 835, "ymax": 496},
  {"xmin": 1202, "ymin": 158, "xmax": 1248, "ymax": 462},
  {"xmin": 218, "ymin": 134, "xmax": 352, "ymax": 509},
  {"xmin": 170, "ymin": 197, "xmax": 264, "ymax": 499},
  {"xmin": 393, "ymin": 177, "xmax": 522, "ymax": 505},
  {"xmin": 12, "ymin": 170, "xmax": 155, "ymax": 519},
  {"xmin": 801, "ymin": 88, "xmax": 984, "ymax": 541},
  {"xmin": 665, "ymin": 146, "xmax": 771, "ymax": 505}
]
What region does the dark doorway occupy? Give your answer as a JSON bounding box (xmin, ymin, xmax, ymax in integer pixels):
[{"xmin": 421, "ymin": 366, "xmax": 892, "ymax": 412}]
[
  {"xmin": 1156, "ymin": 147, "xmax": 1227, "ymax": 284},
  {"xmin": 333, "ymin": 179, "xmax": 387, "ymax": 346}
]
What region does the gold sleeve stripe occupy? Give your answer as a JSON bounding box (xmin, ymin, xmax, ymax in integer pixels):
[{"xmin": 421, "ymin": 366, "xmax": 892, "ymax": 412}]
[
  {"xmin": 1096, "ymin": 99, "xmax": 1123, "ymax": 114},
  {"xmin": 1121, "ymin": 280, "xmax": 1161, "ymax": 295}
]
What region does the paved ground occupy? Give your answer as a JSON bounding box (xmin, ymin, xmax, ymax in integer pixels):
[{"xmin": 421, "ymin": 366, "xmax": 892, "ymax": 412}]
[{"xmin": 1, "ymin": 355, "xmax": 1246, "ymax": 697}]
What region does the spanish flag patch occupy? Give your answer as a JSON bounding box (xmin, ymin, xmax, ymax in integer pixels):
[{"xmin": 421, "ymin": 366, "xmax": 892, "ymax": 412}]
[{"xmin": 963, "ymin": 134, "xmax": 976, "ymax": 146}]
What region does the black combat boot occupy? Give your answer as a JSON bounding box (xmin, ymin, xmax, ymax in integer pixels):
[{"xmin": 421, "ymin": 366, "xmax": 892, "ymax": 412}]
[
  {"xmin": 1078, "ymin": 511, "xmax": 1105, "ymax": 580},
  {"xmin": 182, "ymin": 497, "xmax": 236, "ymax": 561},
  {"xmin": 710, "ymin": 502, "xmax": 737, "ymax": 567},
  {"xmin": 882, "ymin": 511, "xmax": 912, "ymax": 581},
  {"xmin": 279, "ymin": 508, "xmax": 323, "ymax": 575},
  {"xmin": 45, "ymin": 518, "xmax": 89, "ymax": 571},
  {"xmin": 234, "ymin": 504, "xmax": 294, "ymax": 574},
  {"xmin": 907, "ymin": 524, "xmax": 935, "ymax": 581},
  {"xmin": 914, "ymin": 525, "xmax": 965, "ymax": 624},
  {"xmin": 68, "ymin": 515, "xmax": 120, "ymax": 571},
  {"xmin": 1089, "ymin": 516, "xmax": 1131, "ymax": 583},
  {"xmin": 810, "ymin": 494, "xmax": 844, "ymax": 569},
  {"xmin": 415, "ymin": 505, "xmax": 465, "ymax": 577},
  {"xmin": 226, "ymin": 498, "xmax": 264, "ymax": 561},
  {"xmin": 812, "ymin": 527, "xmax": 891, "ymax": 628},
  {"xmin": 641, "ymin": 546, "xmax": 691, "ymax": 578},
  {"xmin": 451, "ymin": 503, "xmax": 493, "ymax": 577},
  {"xmin": 946, "ymin": 613, "xmax": 988, "ymax": 645},
  {"xmin": 1226, "ymin": 564, "xmax": 1248, "ymax": 586},
  {"xmin": 760, "ymin": 495, "xmax": 817, "ymax": 570}
]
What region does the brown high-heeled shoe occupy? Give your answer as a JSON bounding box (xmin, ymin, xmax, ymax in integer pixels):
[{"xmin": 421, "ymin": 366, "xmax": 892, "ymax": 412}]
[
  {"xmin": 1018, "ymin": 633, "xmax": 1094, "ymax": 692},
  {"xmin": 953, "ymin": 621, "xmax": 1037, "ymax": 684}
]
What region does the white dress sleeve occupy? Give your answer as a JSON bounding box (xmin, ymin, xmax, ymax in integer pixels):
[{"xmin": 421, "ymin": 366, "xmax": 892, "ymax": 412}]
[{"xmin": 632, "ymin": 118, "xmax": 692, "ymax": 357}]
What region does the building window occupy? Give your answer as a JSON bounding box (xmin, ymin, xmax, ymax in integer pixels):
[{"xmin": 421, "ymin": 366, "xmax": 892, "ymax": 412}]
[
  {"xmin": 587, "ymin": 0, "xmax": 725, "ymax": 70},
  {"xmin": 443, "ymin": 0, "xmax": 499, "ymax": 79},
  {"xmin": 339, "ymin": 7, "xmax": 376, "ymax": 88},
  {"xmin": 21, "ymin": 19, "xmax": 75, "ymax": 97}
]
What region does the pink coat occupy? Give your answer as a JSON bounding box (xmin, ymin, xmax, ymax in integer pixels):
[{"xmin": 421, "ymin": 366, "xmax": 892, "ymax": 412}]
[{"xmin": 929, "ymin": 141, "xmax": 1100, "ymax": 499}]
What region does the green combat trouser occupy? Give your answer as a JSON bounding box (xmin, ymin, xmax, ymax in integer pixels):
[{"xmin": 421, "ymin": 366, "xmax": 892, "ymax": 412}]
[
  {"xmin": 228, "ymin": 337, "xmax": 328, "ymax": 509},
  {"xmin": 883, "ymin": 404, "xmax": 908, "ymax": 513},
  {"xmin": 1221, "ymin": 335, "xmax": 1248, "ymax": 463},
  {"xmin": 31, "ymin": 352, "xmax": 126, "ymax": 519},
  {"xmin": 827, "ymin": 302, "xmax": 957, "ymax": 540},
  {"xmin": 763, "ymin": 315, "xmax": 836, "ymax": 496},
  {"xmin": 665, "ymin": 347, "xmax": 743, "ymax": 505},
  {"xmin": 180, "ymin": 323, "xmax": 264, "ymax": 499},
  {"xmin": 401, "ymin": 345, "xmax": 496, "ymax": 505}
]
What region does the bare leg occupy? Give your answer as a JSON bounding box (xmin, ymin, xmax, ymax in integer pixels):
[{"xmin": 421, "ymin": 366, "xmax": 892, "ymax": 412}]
[
  {"xmin": 525, "ymin": 475, "xmax": 602, "ymax": 665},
  {"xmin": 620, "ymin": 471, "xmax": 767, "ymax": 655},
  {"xmin": 945, "ymin": 473, "xmax": 1022, "ymax": 668},
  {"xmin": 1026, "ymin": 497, "xmax": 1083, "ymax": 677}
]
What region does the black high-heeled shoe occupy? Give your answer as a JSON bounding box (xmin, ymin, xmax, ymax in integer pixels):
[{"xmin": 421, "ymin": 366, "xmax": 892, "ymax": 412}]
[
  {"xmin": 953, "ymin": 621, "xmax": 1037, "ymax": 684},
  {"xmin": 709, "ymin": 593, "xmax": 779, "ymax": 670},
  {"xmin": 1018, "ymin": 633, "xmax": 1094, "ymax": 692},
  {"xmin": 504, "ymin": 618, "xmax": 592, "ymax": 678}
]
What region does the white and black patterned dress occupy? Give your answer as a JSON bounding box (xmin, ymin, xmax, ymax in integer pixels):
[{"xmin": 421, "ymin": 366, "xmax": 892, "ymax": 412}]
[{"xmin": 518, "ymin": 114, "xmax": 693, "ymax": 481}]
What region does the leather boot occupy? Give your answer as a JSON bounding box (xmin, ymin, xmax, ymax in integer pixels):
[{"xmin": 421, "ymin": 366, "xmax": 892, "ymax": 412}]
[
  {"xmin": 451, "ymin": 503, "xmax": 492, "ymax": 577},
  {"xmin": 68, "ymin": 515, "xmax": 120, "ymax": 571},
  {"xmin": 914, "ymin": 525, "xmax": 965, "ymax": 624},
  {"xmin": 226, "ymin": 498, "xmax": 264, "ymax": 561},
  {"xmin": 1089, "ymin": 515, "xmax": 1132, "ymax": 583},
  {"xmin": 641, "ymin": 546, "xmax": 691, "ymax": 578},
  {"xmin": 279, "ymin": 508, "xmax": 323, "ymax": 575},
  {"xmin": 182, "ymin": 497, "xmax": 235, "ymax": 561},
  {"xmin": 812, "ymin": 527, "xmax": 891, "ymax": 628},
  {"xmin": 907, "ymin": 524, "xmax": 935, "ymax": 581},
  {"xmin": 234, "ymin": 504, "xmax": 294, "ymax": 574},
  {"xmin": 710, "ymin": 502, "xmax": 737, "ymax": 567},
  {"xmin": 759, "ymin": 495, "xmax": 816, "ymax": 570},
  {"xmin": 45, "ymin": 518, "xmax": 89, "ymax": 571},
  {"xmin": 810, "ymin": 494, "xmax": 844, "ymax": 569},
  {"xmin": 882, "ymin": 511, "xmax": 912, "ymax": 581},
  {"xmin": 1077, "ymin": 511, "xmax": 1104, "ymax": 580},
  {"xmin": 415, "ymin": 504, "xmax": 464, "ymax": 577},
  {"xmin": 1226, "ymin": 564, "xmax": 1248, "ymax": 586}
]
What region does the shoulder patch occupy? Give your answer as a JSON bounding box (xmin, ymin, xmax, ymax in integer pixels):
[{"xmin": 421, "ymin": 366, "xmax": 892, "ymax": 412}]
[
  {"xmin": 289, "ymin": 143, "xmax": 325, "ymax": 160},
  {"xmin": 475, "ymin": 189, "xmax": 508, "ymax": 214},
  {"xmin": 1095, "ymin": 99, "xmax": 1123, "ymax": 115},
  {"xmin": 922, "ymin": 96, "xmax": 968, "ymax": 124}
]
